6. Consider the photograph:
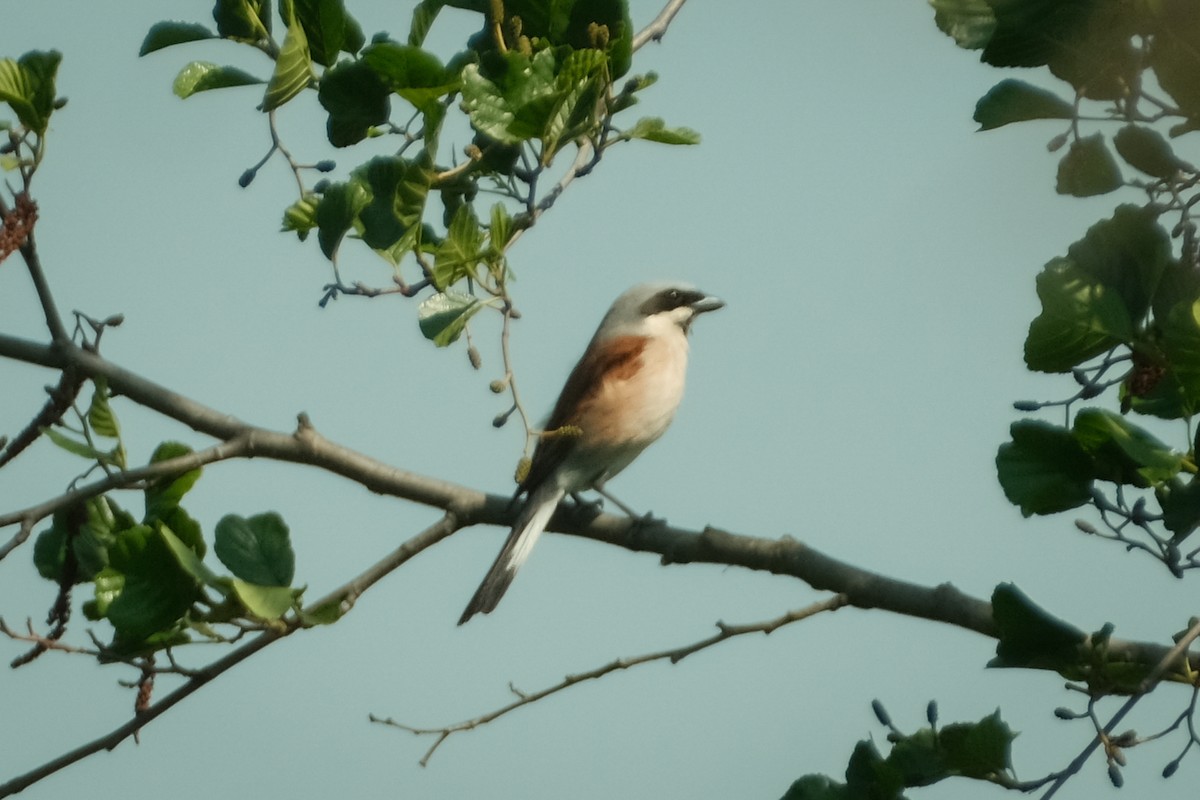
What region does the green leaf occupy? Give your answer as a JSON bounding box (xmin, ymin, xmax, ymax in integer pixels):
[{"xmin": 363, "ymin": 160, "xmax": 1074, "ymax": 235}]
[
  {"xmin": 1113, "ymin": 124, "xmax": 1190, "ymax": 179},
  {"xmin": 1056, "ymin": 133, "xmax": 1122, "ymax": 197},
  {"xmin": 299, "ymin": 596, "xmax": 346, "ymax": 626},
  {"xmin": 362, "ymin": 42, "xmax": 456, "ymax": 112},
  {"xmin": 938, "ymin": 711, "xmax": 1015, "ymax": 778},
  {"xmin": 106, "ymin": 524, "xmax": 201, "ymax": 644},
  {"xmin": 1067, "ymin": 205, "xmax": 1171, "ymax": 323},
  {"xmin": 433, "ymin": 206, "xmax": 485, "ymax": 289},
  {"xmin": 230, "ymin": 579, "xmax": 298, "ymax": 620},
  {"xmin": 33, "ymin": 520, "xmax": 69, "ymax": 581},
  {"xmin": 981, "ymin": 0, "xmax": 1137, "ymax": 99},
  {"xmin": 1072, "ymin": 407, "xmax": 1183, "ymax": 485},
  {"xmin": 408, "ymin": 0, "xmax": 445, "ymax": 46},
  {"xmin": 1161, "ymin": 300, "xmax": 1200, "ymax": 405},
  {"xmin": 139, "ymin": 21, "xmax": 217, "ymax": 56},
  {"xmin": 42, "ymin": 425, "xmax": 107, "ymax": 461},
  {"xmin": 75, "ymin": 497, "xmax": 134, "ymax": 580},
  {"xmin": 315, "ymin": 179, "xmax": 370, "ymax": 259},
  {"xmin": 86, "ymin": 380, "xmax": 120, "ymax": 439},
  {"xmin": 173, "ymin": 61, "xmax": 263, "ymax": 98},
  {"xmin": 883, "ymin": 728, "xmax": 946, "ymax": 787},
  {"xmin": 418, "ymin": 291, "xmax": 485, "ymax": 346},
  {"xmin": 780, "ymin": 775, "xmax": 848, "ymax": 800},
  {"xmin": 1159, "ymin": 479, "xmax": 1200, "ymax": 538},
  {"xmin": 461, "ymin": 50, "xmax": 560, "ymax": 145},
  {"xmin": 972, "ymin": 78, "xmax": 1073, "ymax": 130},
  {"xmin": 318, "ymin": 58, "xmax": 390, "ymax": 147},
  {"xmin": 563, "ymin": 0, "xmax": 632, "ymax": 79},
  {"xmin": 461, "ymin": 64, "xmax": 520, "ymax": 145},
  {"xmin": 213, "ymin": 0, "xmax": 271, "ymax": 40},
  {"xmin": 489, "ymin": 202, "xmax": 512, "ymax": 254},
  {"xmin": 214, "ymin": 512, "xmax": 295, "ymax": 586},
  {"xmin": 624, "ymin": 116, "xmax": 701, "ymax": 145},
  {"xmin": 1148, "ymin": 7, "xmax": 1200, "ymax": 119},
  {"xmin": 996, "ymin": 420, "xmax": 1094, "ymax": 516},
  {"xmin": 160, "ymin": 506, "xmax": 205, "ymax": 559},
  {"xmin": 282, "ymin": 192, "xmax": 319, "ymax": 240},
  {"xmin": 89, "ymin": 569, "xmax": 123, "ymax": 620},
  {"xmin": 351, "ymin": 154, "xmax": 432, "ymax": 254},
  {"xmin": 33, "ymin": 498, "xmax": 125, "ymax": 584},
  {"xmin": 293, "ymin": 0, "xmax": 364, "ymax": 67},
  {"xmin": 158, "ymin": 523, "xmax": 221, "ymax": 585},
  {"xmin": 262, "ymin": 11, "xmax": 314, "ymax": 111},
  {"xmin": 0, "ymin": 50, "xmax": 61, "ymax": 135},
  {"xmin": 990, "ymin": 583, "xmax": 1086, "ymax": 672},
  {"xmin": 844, "ymin": 740, "xmax": 904, "ymax": 799},
  {"xmin": 928, "ymin": 0, "xmax": 996, "ymax": 49},
  {"xmin": 1024, "ymin": 257, "xmax": 1132, "ymax": 373},
  {"xmin": 143, "ymin": 441, "xmax": 202, "ymax": 524}
]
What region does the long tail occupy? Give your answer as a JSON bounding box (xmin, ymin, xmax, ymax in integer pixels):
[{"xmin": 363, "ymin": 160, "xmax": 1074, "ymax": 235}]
[{"xmin": 458, "ymin": 482, "xmax": 566, "ymax": 625}]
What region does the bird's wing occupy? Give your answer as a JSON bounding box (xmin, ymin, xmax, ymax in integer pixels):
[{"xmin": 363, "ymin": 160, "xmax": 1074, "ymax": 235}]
[{"xmin": 518, "ymin": 334, "xmax": 648, "ymax": 494}]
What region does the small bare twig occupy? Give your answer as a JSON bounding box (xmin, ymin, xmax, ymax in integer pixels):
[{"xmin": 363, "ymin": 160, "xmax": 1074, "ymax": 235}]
[{"xmin": 370, "ymin": 595, "xmax": 849, "ymax": 766}]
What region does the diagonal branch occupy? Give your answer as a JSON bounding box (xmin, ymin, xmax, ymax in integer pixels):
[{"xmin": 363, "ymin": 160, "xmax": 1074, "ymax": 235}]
[
  {"xmin": 19, "ymin": 229, "xmax": 70, "ymax": 345},
  {"xmin": 371, "ymin": 595, "xmax": 849, "ymax": 765}
]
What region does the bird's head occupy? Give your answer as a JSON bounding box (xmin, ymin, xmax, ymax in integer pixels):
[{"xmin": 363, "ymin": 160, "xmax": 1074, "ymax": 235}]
[{"xmin": 597, "ymin": 282, "xmax": 725, "ymax": 339}]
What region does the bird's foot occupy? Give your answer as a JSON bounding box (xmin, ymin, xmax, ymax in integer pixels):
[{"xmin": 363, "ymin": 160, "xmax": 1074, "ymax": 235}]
[{"xmin": 569, "ymin": 492, "xmax": 604, "ymax": 521}]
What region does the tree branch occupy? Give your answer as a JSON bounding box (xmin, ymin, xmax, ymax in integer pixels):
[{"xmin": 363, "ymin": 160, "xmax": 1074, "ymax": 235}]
[
  {"xmin": 1, "ymin": 331, "xmax": 1196, "ymax": 679},
  {"xmin": 371, "ymin": 595, "xmax": 849, "ymax": 765},
  {"xmin": 19, "ymin": 230, "xmax": 70, "ymax": 345},
  {"xmin": 633, "ymin": 0, "xmax": 689, "ymax": 50}
]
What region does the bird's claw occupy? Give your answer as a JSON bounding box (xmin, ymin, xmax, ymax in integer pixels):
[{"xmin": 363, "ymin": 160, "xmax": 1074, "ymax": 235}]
[{"xmin": 570, "ymin": 492, "xmax": 604, "ymax": 520}]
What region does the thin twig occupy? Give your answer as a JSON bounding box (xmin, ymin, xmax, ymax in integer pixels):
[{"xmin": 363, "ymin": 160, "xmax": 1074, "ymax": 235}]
[
  {"xmin": 632, "ymin": 0, "xmax": 689, "ymax": 50},
  {"xmin": 371, "ymin": 595, "xmax": 849, "ymax": 765},
  {"xmin": 1039, "ymin": 617, "xmax": 1200, "ymax": 799}
]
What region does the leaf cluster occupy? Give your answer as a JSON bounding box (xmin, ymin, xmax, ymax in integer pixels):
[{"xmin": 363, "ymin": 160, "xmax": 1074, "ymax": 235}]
[
  {"xmin": 781, "ymin": 706, "xmax": 1016, "ymax": 800},
  {"xmin": 926, "ymin": 0, "xmax": 1200, "ymax": 576},
  {"xmin": 141, "ymin": 0, "xmax": 697, "ymax": 346},
  {"xmin": 32, "ymin": 392, "xmax": 308, "ymax": 655}
]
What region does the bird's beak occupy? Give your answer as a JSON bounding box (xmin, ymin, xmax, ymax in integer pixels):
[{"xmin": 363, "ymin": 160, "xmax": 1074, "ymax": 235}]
[{"xmin": 690, "ymin": 295, "xmax": 725, "ymax": 315}]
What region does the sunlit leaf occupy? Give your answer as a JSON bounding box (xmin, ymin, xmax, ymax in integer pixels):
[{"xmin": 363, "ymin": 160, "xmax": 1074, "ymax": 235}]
[
  {"xmin": 1024, "ymin": 258, "xmax": 1131, "ymax": 373},
  {"xmin": 418, "ymin": 291, "xmax": 484, "ymax": 346},
  {"xmin": 173, "ymin": 61, "xmax": 263, "ymax": 98},
  {"xmin": 624, "ymin": 116, "xmax": 701, "ymax": 145},
  {"xmin": 262, "ymin": 12, "xmax": 313, "ymax": 111},
  {"xmin": 929, "ymin": 0, "xmax": 996, "ymax": 49},
  {"xmin": 0, "ymin": 50, "xmax": 61, "ymax": 134},
  {"xmin": 1073, "ymin": 407, "xmax": 1184, "ymax": 485}
]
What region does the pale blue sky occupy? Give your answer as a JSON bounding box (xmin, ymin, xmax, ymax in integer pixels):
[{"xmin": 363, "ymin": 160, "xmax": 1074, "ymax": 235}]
[{"xmin": 2, "ymin": 2, "xmax": 1196, "ymax": 798}]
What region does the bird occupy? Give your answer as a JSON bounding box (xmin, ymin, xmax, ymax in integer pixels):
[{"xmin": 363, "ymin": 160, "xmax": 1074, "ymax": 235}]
[{"xmin": 458, "ymin": 282, "xmax": 724, "ymax": 624}]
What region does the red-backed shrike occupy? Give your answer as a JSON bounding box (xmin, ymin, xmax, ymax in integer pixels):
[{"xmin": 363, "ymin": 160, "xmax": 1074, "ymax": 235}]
[{"xmin": 459, "ymin": 282, "xmax": 724, "ymax": 624}]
